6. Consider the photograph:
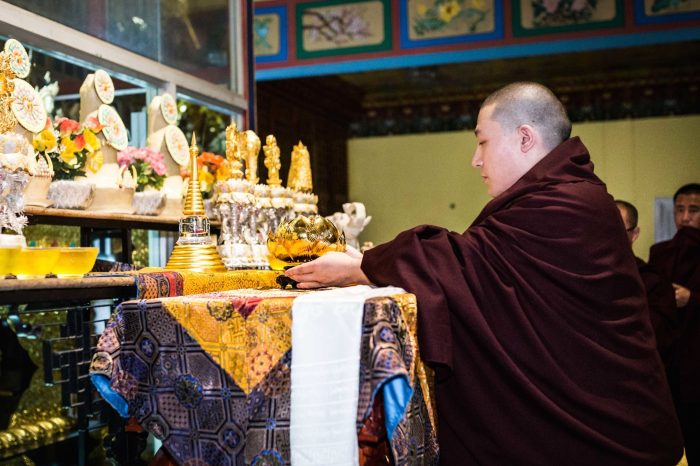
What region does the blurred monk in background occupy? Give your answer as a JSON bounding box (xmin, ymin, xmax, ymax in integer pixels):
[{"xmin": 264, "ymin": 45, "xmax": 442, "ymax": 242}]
[{"xmin": 649, "ymin": 183, "xmax": 700, "ymax": 465}]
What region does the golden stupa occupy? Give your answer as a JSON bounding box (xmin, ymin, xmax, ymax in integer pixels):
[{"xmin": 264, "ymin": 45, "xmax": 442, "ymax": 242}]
[{"xmin": 165, "ymin": 134, "xmax": 227, "ymax": 272}]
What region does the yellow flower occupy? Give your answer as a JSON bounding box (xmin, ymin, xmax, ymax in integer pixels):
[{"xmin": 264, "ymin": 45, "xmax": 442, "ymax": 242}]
[
  {"xmin": 82, "ymin": 128, "xmax": 101, "ymax": 152},
  {"xmin": 86, "ymin": 150, "xmax": 104, "ymax": 173},
  {"xmin": 33, "ymin": 129, "xmax": 57, "ymax": 153},
  {"xmin": 417, "ymin": 3, "xmax": 428, "ymax": 15},
  {"xmin": 471, "ymin": 0, "xmax": 484, "ymax": 9},
  {"xmin": 60, "ymin": 150, "xmax": 77, "ymax": 166},
  {"xmin": 439, "ymin": 0, "xmax": 461, "ymax": 22},
  {"xmin": 60, "ymin": 137, "xmax": 78, "ymax": 165},
  {"xmin": 199, "ymin": 169, "xmax": 215, "ymax": 193}
]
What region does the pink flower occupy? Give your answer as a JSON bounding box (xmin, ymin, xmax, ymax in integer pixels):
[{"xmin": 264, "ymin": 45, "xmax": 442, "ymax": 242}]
[
  {"xmin": 544, "ymin": 0, "xmax": 561, "ymax": 13},
  {"xmin": 55, "ymin": 117, "xmax": 81, "ymax": 136},
  {"xmin": 153, "ymin": 162, "xmax": 166, "ymax": 176},
  {"xmin": 84, "ymin": 116, "xmax": 103, "ymax": 132}
]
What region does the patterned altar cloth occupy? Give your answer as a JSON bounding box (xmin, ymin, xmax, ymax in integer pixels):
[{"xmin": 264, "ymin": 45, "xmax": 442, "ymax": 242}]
[{"xmin": 90, "ymin": 288, "xmax": 438, "ymax": 466}]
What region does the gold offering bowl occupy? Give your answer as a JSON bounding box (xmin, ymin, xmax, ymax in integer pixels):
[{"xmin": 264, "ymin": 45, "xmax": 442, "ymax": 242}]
[
  {"xmin": 267, "ymin": 214, "xmax": 346, "ymax": 270},
  {"xmin": 13, "ymin": 248, "xmax": 61, "ymax": 279},
  {"xmin": 0, "ymin": 246, "xmax": 20, "ymax": 276},
  {"xmin": 55, "ymin": 247, "xmax": 99, "ymax": 277}
]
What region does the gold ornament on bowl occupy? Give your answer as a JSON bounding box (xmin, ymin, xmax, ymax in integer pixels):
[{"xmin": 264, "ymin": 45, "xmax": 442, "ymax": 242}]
[{"xmin": 267, "ymin": 214, "xmax": 346, "ymax": 270}]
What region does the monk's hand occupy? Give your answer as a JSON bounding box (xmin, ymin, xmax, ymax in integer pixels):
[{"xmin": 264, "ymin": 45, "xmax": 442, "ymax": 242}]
[
  {"xmin": 672, "ymin": 283, "xmax": 690, "ymax": 308},
  {"xmin": 284, "ymin": 251, "xmax": 370, "ymax": 289},
  {"xmin": 345, "ymin": 245, "xmax": 363, "ymax": 259}
]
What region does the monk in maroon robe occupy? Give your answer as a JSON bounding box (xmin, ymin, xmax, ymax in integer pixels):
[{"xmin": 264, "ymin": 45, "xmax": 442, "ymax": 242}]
[
  {"xmin": 287, "ymin": 82, "xmax": 683, "ymax": 465},
  {"xmin": 649, "ymin": 183, "xmax": 700, "ymax": 464},
  {"xmin": 616, "ymin": 199, "xmax": 679, "ymax": 365}
]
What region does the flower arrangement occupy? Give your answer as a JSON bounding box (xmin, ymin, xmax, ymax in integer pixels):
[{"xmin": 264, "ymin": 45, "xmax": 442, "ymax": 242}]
[
  {"xmin": 116, "ymin": 147, "xmax": 167, "ymax": 192},
  {"xmin": 32, "ymin": 116, "xmax": 104, "ymax": 180},
  {"xmin": 181, "ymin": 151, "xmax": 227, "ymax": 199}
]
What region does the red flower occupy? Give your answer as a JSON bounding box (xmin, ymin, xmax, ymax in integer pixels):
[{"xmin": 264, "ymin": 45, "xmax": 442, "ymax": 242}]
[{"xmin": 73, "ymin": 134, "xmax": 86, "ymax": 151}]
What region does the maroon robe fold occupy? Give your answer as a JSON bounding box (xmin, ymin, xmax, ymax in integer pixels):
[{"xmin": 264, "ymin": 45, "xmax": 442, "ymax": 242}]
[
  {"xmin": 362, "ymin": 137, "xmax": 683, "ymax": 465},
  {"xmin": 636, "ymin": 257, "xmax": 679, "ymax": 366},
  {"xmin": 649, "ymin": 227, "xmax": 700, "ymax": 401}
]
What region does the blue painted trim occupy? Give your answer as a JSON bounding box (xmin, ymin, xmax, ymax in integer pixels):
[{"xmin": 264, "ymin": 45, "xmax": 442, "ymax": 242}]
[
  {"xmin": 256, "ymin": 27, "xmax": 700, "ymax": 80},
  {"xmin": 382, "ymin": 375, "xmax": 413, "ymax": 442},
  {"xmin": 634, "ymin": 0, "xmax": 700, "ymax": 25},
  {"xmin": 399, "ymin": 0, "xmax": 504, "ymax": 49},
  {"xmin": 254, "ymin": 5, "xmax": 288, "ymax": 64},
  {"xmin": 91, "ymin": 374, "xmax": 129, "ymax": 418}
]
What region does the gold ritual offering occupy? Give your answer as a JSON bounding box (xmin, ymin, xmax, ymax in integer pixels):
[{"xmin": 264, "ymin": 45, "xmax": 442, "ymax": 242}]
[{"xmin": 267, "ymin": 214, "xmax": 346, "ymax": 270}]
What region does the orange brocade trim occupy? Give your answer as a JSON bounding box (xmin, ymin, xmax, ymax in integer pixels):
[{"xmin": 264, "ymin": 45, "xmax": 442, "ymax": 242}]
[
  {"xmin": 137, "ymin": 268, "xmax": 283, "ymax": 296},
  {"xmin": 390, "ymin": 293, "xmax": 438, "ymax": 432}
]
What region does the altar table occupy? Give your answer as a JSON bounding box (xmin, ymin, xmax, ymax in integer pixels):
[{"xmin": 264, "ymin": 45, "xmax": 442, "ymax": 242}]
[{"xmin": 90, "ymin": 288, "xmax": 438, "ymax": 466}]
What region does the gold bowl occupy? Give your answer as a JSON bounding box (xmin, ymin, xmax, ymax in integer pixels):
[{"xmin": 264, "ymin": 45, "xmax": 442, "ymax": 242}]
[
  {"xmin": 267, "ymin": 214, "xmax": 345, "ymax": 270},
  {"xmin": 14, "ymin": 247, "xmax": 61, "ymax": 279},
  {"xmin": 55, "ymin": 247, "xmax": 99, "ymax": 277},
  {"xmin": 0, "ymin": 247, "xmax": 20, "ymax": 277}
]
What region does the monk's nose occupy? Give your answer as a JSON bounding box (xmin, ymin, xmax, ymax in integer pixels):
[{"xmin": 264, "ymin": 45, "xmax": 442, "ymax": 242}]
[{"xmin": 471, "ymin": 152, "xmax": 482, "ymax": 168}]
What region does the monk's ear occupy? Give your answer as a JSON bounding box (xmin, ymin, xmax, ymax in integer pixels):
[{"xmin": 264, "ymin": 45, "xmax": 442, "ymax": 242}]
[
  {"xmin": 517, "ymin": 125, "xmax": 536, "ymax": 153},
  {"xmin": 630, "ymin": 226, "xmax": 640, "ymax": 243}
]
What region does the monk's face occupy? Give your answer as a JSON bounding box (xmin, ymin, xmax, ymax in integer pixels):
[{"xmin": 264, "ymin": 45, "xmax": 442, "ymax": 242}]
[
  {"xmin": 674, "ymin": 193, "xmax": 700, "ymax": 230},
  {"xmin": 616, "ymin": 205, "xmax": 639, "ymax": 244},
  {"xmin": 472, "ymin": 104, "xmax": 524, "ymax": 198}
]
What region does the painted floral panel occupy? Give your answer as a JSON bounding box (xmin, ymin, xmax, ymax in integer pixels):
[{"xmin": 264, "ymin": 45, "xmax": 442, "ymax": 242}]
[
  {"xmin": 301, "ymin": 2, "xmax": 386, "ymax": 51},
  {"xmin": 408, "ymin": 0, "xmax": 495, "ymax": 40},
  {"xmin": 519, "ymin": 0, "xmax": 618, "ymax": 28},
  {"xmin": 254, "ymin": 13, "xmax": 281, "ymax": 57},
  {"xmin": 643, "ymin": 0, "xmax": 700, "ymax": 16}
]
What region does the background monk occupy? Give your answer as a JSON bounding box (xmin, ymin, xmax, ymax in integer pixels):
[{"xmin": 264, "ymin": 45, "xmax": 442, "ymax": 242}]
[
  {"xmin": 286, "ymin": 82, "xmax": 683, "ymax": 465},
  {"xmin": 616, "ymin": 199, "xmax": 679, "ymax": 366},
  {"xmin": 649, "ymin": 183, "xmax": 700, "ymax": 464}
]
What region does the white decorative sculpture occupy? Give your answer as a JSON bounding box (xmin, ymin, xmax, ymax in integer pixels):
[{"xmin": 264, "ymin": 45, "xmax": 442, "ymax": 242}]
[{"xmin": 326, "ymin": 202, "xmax": 371, "ymax": 250}]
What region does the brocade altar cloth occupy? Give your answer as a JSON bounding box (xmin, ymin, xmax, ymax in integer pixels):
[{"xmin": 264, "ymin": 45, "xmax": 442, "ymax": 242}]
[{"xmin": 90, "ymin": 288, "xmax": 438, "ymax": 465}]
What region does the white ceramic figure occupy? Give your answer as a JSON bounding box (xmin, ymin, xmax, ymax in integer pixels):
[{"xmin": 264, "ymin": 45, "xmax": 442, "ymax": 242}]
[{"xmin": 327, "ymin": 202, "xmax": 371, "ymax": 250}]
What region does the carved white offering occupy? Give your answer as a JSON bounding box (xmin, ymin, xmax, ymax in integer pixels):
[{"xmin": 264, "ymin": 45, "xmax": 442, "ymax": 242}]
[
  {"xmin": 326, "ymin": 202, "xmax": 372, "ymax": 250},
  {"xmin": 146, "ymin": 94, "xmax": 189, "ymax": 217},
  {"xmin": 79, "ymin": 70, "xmax": 120, "ymax": 164}
]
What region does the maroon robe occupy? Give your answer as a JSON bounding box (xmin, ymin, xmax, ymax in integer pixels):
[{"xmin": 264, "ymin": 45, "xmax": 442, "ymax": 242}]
[
  {"xmin": 636, "ymin": 257, "xmax": 679, "ymax": 366},
  {"xmin": 649, "ymin": 227, "xmax": 700, "ymax": 402},
  {"xmin": 362, "ymin": 137, "xmax": 683, "ymax": 465}
]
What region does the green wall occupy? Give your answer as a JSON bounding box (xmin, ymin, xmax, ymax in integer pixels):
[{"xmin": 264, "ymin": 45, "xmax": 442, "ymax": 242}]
[{"xmin": 348, "ymin": 115, "xmax": 700, "ymax": 260}]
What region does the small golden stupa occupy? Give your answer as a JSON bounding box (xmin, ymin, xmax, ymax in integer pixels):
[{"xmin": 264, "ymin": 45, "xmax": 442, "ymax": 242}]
[{"xmin": 165, "ymin": 134, "xmax": 227, "ymax": 272}]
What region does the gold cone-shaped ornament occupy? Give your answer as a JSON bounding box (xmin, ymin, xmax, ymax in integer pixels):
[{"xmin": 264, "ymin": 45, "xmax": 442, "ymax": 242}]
[{"xmin": 165, "ymin": 134, "xmax": 227, "ymax": 272}]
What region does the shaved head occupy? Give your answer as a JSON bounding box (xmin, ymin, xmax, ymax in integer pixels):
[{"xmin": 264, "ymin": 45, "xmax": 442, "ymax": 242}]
[{"xmin": 481, "ymin": 82, "xmax": 571, "ymax": 151}]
